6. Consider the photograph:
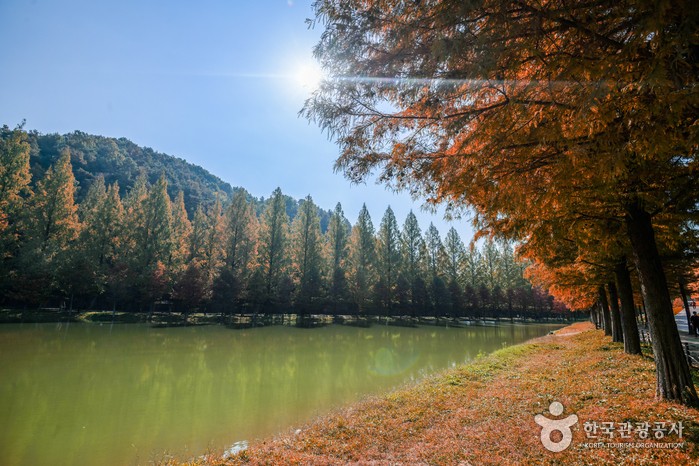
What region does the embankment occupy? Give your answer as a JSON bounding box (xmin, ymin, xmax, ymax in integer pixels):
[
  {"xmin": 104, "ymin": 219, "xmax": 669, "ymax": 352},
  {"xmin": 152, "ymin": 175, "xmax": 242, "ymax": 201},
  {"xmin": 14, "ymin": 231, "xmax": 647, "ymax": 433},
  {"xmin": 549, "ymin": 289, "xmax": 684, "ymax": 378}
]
[{"xmin": 187, "ymin": 322, "xmax": 699, "ymax": 465}]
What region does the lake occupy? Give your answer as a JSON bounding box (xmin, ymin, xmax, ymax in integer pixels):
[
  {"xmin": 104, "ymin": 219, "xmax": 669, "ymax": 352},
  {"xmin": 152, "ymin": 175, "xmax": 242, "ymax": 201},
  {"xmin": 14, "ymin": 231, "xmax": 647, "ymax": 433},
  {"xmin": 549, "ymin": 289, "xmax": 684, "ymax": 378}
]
[{"xmin": 0, "ymin": 321, "xmax": 563, "ymax": 465}]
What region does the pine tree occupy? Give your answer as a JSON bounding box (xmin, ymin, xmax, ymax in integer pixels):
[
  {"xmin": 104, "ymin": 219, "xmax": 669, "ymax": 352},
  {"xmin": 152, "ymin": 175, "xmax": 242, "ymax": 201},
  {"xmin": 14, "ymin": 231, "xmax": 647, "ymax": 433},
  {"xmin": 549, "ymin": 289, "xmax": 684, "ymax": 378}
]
[
  {"xmin": 444, "ymin": 227, "xmax": 466, "ymax": 317},
  {"xmin": 0, "ymin": 126, "xmax": 31, "ymax": 235},
  {"xmin": 499, "ymin": 239, "xmax": 524, "ymax": 318},
  {"xmin": 258, "ymin": 187, "xmax": 289, "ymax": 307},
  {"xmin": 142, "ymin": 175, "xmax": 173, "ymax": 271},
  {"xmin": 481, "ymin": 238, "xmax": 501, "ymax": 291},
  {"xmin": 121, "ymin": 172, "xmax": 148, "ymax": 259},
  {"xmin": 0, "ymin": 126, "xmax": 32, "ymax": 297},
  {"xmin": 400, "ymin": 211, "xmax": 425, "ymax": 314},
  {"xmin": 400, "ymin": 212, "xmax": 424, "ymax": 282},
  {"xmin": 212, "ymin": 190, "xmax": 258, "ymax": 313},
  {"xmin": 348, "ymin": 204, "xmax": 375, "ymax": 314},
  {"xmin": 202, "ymin": 196, "xmax": 226, "ymax": 281},
  {"xmin": 425, "ymin": 223, "xmax": 448, "ymax": 314},
  {"xmin": 76, "ymin": 178, "xmax": 124, "ymax": 299},
  {"xmin": 29, "ymin": 148, "xmax": 80, "ymax": 257},
  {"xmin": 223, "ymin": 190, "xmax": 258, "ymax": 276},
  {"xmin": 291, "ymin": 195, "xmax": 324, "ymax": 313},
  {"xmin": 20, "ymin": 149, "xmax": 80, "ymax": 304},
  {"xmin": 170, "ymin": 191, "xmax": 191, "ymax": 275},
  {"xmin": 376, "ymin": 206, "xmax": 401, "ymax": 311},
  {"xmin": 425, "ymin": 223, "xmax": 445, "ymax": 279},
  {"xmin": 444, "ymin": 227, "xmax": 465, "ymax": 284},
  {"xmin": 123, "ymin": 174, "xmax": 173, "ymax": 306},
  {"xmin": 189, "ymin": 206, "xmax": 208, "ymax": 263},
  {"xmin": 326, "ymin": 202, "xmax": 350, "ymax": 310}
]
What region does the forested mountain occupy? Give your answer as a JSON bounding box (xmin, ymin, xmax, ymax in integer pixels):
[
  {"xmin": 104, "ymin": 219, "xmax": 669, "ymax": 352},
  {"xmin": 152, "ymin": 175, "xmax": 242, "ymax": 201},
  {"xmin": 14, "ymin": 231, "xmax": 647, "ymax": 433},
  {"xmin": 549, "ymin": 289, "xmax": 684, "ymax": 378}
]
[
  {"xmin": 28, "ymin": 130, "xmax": 233, "ymax": 211},
  {"xmin": 1, "ymin": 125, "xmax": 565, "ymax": 317},
  {"xmin": 25, "ymin": 129, "xmax": 334, "ymax": 229}
]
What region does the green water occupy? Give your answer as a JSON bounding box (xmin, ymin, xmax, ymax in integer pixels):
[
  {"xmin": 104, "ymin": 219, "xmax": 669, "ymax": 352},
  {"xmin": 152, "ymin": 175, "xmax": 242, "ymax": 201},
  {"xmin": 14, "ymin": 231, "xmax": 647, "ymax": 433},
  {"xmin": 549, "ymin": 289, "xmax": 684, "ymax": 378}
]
[{"xmin": 0, "ymin": 321, "xmax": 562, "ymax": 465}]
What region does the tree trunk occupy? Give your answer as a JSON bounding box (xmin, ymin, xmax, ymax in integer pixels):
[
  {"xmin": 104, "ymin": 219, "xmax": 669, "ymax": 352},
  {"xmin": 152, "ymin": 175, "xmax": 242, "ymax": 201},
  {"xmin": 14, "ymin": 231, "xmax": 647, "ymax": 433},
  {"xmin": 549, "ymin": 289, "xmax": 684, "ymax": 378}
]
[
  {"xmin": 599, "ymin": 285, "xmax": 612, "ymax": 336},
  {"xmin": 626, "ymin": 202, "xmax": 697, "ymax": 405},
  {"xmin": 679, "ymin": 279, "xmax": 693, "ymax": 337},
  {"xmin": 594, "ymin": 305, "xmax": 602, "ymax": 329},
  {"xmin": 614, "ymin": 258, "xmax": 641, "ymax": 355},
  {"xmin": 607, "ymin": 282, "xmax": 624, "ymax": 343}
]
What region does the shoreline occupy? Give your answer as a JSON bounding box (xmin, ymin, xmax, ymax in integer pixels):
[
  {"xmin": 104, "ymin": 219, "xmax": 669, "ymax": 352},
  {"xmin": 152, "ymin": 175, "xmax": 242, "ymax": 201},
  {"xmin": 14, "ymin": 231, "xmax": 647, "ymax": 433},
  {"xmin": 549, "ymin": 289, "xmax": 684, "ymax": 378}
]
[
  {"xmin": 0, "ymin": 308, "xmax": 580, "ymax": 328},
  {"xmin": 183, "ymin": 322, "xmax": 699, "ymax": 465}
]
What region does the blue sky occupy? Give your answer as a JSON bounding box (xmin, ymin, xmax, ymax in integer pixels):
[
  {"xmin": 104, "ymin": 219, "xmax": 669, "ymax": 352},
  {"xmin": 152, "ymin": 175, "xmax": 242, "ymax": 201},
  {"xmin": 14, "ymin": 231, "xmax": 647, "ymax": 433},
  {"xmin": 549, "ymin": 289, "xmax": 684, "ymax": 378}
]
[{"xmin": 0, "ymin": 0, "xmax": 473, "ymax": 240}]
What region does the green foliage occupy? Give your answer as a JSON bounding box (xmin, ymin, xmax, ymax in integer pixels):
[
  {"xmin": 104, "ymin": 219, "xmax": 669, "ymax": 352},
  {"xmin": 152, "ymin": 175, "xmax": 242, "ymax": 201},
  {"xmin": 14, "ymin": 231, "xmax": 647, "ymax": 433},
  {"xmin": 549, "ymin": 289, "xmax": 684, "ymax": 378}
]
[
  {"xmin": 0, "ymin": 125, "xmax": 31, "ymax": 234},
  {"xmin": 291, "ymin": 195, "xmax": 325, "ymax": 312},
  {"xmin": 1, "ymin": 128, "xmax": 564, "ymax": 318},
  {"xmin": 28, "ymin": 130, "xmax": 233, "ymax": 213},
  {"xmin": 258, "ymin": 188, "xmax": 289, "ymax": 305}
]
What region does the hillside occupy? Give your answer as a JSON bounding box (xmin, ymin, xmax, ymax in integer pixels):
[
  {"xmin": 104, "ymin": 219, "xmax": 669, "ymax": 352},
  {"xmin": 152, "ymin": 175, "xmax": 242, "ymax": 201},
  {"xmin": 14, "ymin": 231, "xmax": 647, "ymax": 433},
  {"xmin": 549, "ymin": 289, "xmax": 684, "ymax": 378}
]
[{"xmin": 26, "ymin": 129, "xmax": 332, "ymax": 229}]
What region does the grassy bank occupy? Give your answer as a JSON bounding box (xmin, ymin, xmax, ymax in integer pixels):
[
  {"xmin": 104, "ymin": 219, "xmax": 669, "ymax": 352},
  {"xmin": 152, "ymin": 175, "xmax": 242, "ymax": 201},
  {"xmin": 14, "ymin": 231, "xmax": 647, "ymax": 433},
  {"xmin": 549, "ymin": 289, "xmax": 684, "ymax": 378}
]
[{"xmin": 184, "ymin": 322, "xmax": 699, "ymax": 465}]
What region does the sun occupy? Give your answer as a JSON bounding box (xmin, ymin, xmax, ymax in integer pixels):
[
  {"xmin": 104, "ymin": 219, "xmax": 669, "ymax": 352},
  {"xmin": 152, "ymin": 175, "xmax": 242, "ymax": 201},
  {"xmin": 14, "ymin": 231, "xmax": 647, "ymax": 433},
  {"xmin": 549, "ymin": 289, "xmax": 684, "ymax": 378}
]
[{"xmin": 294, "ymin": 61, "xmax": 325, "ymax": 90}]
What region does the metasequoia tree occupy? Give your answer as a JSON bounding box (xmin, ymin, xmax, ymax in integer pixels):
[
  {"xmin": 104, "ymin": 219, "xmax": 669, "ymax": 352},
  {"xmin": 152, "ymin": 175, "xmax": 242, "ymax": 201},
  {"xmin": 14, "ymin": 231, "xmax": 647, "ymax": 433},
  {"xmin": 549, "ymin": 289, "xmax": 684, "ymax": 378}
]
[
  {"xmin": 348, "ymin": 204, "xmax": 376, "ymax": 313},
  {"xmin": 326, "ymin": 202, "xmax": 350, "ymax": 308},
  {"xmin": 78, "ymin": 178, "xmax": 124, "ymax": 289},
  {"xmin": 170, "ymin": 191, "xmax": 192, "ymax": 274},
  {"xmin": 0, "ymin": 125, "xmax": 32, "ymax": 297},
  {"xmin": 258, "ymin": 187, "xmax": 289, "ymax": 305},
  {"xmin": 306, "ymin": 0, "xmax": 698, "ymax": 403},
  {"xmin": 376, "ymin": 206, "xmax": 401, "ymax": 311},
  {"xmin": 291, "ymin": 195, "xmax": 324, "ymax": 311},
  {"xmin": 224, "ymin": 190, "xmax": 258, "ymax": 280},
  {"xmin": 0, "ymin": 125, "xmax": 31, "ymax": 236},
  {"xmin": 518, "ymin": 208, "xmax": 642, "ymax": 350},
  {"xmin": 401, "ymin": 211, "xmax": 424, "ymax": 286},
  {"xmin": 29, "ymin": 149, "xmax": 80, "ymax": 260}
]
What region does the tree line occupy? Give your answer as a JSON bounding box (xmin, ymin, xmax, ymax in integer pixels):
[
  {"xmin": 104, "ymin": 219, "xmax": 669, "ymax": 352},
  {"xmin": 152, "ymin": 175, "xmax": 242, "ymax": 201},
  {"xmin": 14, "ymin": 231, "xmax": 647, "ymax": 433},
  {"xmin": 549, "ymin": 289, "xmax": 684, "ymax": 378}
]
[
  {"xmin": 0, "ymin": 125, "xmax": 566, "ymax": 318},
  {"xmin": 304, "ymin": 0, "xmax": 698, "ymax": 404}
]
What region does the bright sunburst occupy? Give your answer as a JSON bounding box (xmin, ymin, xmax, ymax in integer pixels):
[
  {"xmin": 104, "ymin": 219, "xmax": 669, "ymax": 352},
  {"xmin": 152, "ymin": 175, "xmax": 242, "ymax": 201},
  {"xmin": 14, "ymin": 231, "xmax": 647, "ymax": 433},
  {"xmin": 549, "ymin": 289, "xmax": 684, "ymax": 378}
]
[{"xmin": 294, "ymin": 61, "xmax": 325, "ymax": 90}]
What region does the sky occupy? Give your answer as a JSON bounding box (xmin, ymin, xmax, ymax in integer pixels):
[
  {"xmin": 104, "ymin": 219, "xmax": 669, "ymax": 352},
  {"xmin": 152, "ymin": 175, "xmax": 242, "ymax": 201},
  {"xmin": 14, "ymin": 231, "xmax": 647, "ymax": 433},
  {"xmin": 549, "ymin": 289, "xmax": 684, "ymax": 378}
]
[{"xmin": 0, "ymin": 0, "xmax": 474, "ymax": 241}]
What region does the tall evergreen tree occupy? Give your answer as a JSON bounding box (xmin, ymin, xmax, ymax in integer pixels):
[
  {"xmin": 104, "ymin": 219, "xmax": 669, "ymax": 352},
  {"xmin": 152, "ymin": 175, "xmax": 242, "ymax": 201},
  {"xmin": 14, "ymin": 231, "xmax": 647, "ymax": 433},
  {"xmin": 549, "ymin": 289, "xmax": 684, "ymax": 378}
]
[
  {"xmin": 481, "ymin": 238, "xmax": 501, "ymax": 291},
  {"xmin": 291, "ymin": 195, "xmax": 324, "ymax": 312},
  {"xmin": 141, "ymin": 175, "xmax": 173, "ymax": 271},
  {"xmin": 20, "ymin": 149, "xmax": 79, "ymax": 304},
  {"xmin": 212, "ymin": 190, "xmax": 258, "ymax": 313},
  {"xmin": 202, "ymin": 197, "xmax": 226, "ymax": 281},
  {"xmin": 424, "ymin": 223, "xmax": 444, "ymax": 279},
  {"xmin": 326, "ymin": 202, "xmax": 350, "ymax": 310},
  {"xmin": 123, "ymin": 174, "xmax": 173, "ymax": 306},
  {"xmin": 0, "ymin": 125, "xmax": 32, "ymax": 299},
  {"xmin": 258, "ymin": 188, "xmax": 289, "ymax": 307},
  {"xmin": 29, "ymin": 148, "xmax": 80, "ymax": 257},
  {"xmin": 76, "ymin": 178, "xmax": 124, "ymax": 300},
  {"xmin": 188, "ymin": 206, "xmax": 208, "ymax": 263},
  {"xmin": 425, "ymin": 223, "xmax": 448, "ymax": 313},
  {"xmin": 400, "ymin": 211, "xmax": 425, "ymax": 314},
  {"xmin": 444, "ymin": 227, "xmax": 466, "ymax": 317},
  {"xmin": 170, "ymin": 191, "xmax": 192, "ymax": 275},
  {"xmin": 0, "ymin": 125, "xmax": 31, "ymax": 235},
  {"xmin": 348, "ymin": 204, "xmax": 375, "ymax": 314},
  {"xmin": 400, "ymin": 211, "xmax": 424, "ymax": 284},
  {"xmin": 444, "ymin": 227, "xmax": 465, "ymax": 284},
  {"xmin": 376, "ymin": 206, "xmax": 401, "ymax": 311}
]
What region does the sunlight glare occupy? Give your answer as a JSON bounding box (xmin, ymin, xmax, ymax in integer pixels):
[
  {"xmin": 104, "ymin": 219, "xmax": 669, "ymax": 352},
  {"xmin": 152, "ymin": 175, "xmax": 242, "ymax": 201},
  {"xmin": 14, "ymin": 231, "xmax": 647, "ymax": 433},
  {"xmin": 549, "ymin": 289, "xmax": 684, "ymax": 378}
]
[{"xmin": 294, "ymin": 61, "xmax": 325, "ymax": 90}]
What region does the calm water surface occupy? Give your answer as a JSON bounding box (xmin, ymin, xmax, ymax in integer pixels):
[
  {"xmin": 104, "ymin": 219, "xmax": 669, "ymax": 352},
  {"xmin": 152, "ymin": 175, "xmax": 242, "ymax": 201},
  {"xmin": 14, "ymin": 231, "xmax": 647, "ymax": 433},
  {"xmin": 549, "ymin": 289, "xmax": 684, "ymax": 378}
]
[{"xmin": 0, "ymin": 321, "xmax": 563, "ymax": 465}]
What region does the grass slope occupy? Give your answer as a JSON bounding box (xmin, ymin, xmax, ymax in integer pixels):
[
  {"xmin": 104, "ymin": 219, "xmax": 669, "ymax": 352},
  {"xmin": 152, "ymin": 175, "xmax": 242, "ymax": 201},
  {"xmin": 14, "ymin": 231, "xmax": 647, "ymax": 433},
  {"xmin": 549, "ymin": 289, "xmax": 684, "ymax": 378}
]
[{"xmin": 184, "ymin": 322, "xmax": 699, "ymax": 465}]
